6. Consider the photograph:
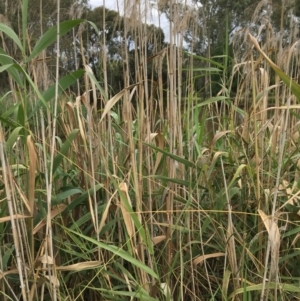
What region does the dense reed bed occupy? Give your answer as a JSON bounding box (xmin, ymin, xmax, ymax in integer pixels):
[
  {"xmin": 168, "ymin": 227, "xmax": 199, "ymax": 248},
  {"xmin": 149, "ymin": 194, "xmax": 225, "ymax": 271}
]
[{"xmin": 1, "ymin": 0, "xmax": 300, "ymax": 300}]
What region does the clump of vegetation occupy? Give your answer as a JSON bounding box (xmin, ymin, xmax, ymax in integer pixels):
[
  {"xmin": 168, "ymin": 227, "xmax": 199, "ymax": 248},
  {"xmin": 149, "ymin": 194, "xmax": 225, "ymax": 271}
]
[{"xmin": 1, "ymin": 0, "xmax": 300, "ymax": 300}]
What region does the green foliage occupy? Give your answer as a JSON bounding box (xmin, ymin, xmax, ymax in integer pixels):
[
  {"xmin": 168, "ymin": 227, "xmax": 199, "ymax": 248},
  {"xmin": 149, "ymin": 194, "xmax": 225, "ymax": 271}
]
[
  {"xmin": 1, "ymin": 1, "xmax": 300, "ymax": 301},
  {"xmin": 27, "ymin": 19, "xmax": 85, "ymax": 61}
]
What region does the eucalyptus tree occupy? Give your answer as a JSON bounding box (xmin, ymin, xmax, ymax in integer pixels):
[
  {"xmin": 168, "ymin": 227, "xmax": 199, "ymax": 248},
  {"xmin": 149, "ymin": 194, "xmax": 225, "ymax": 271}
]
[
  {"xmin": 0, "ymin": 0, "xmax": 89, "ymax": 92},
  {"xmin": 84, "ymin": 6, "xmax": 166, "ymax": 96},
  {"xmin": 162, "ymin": 0, "xmax": 300, "ymax": 96},
  {"xmin": 183, "ymin": 0, "xmax": 299, "ymax": 54}
]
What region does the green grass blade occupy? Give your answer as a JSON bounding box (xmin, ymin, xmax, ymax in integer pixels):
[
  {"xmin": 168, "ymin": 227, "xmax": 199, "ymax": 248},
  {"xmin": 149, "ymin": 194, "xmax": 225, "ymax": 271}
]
[
  {"xmin": 187, "ymin": 52, "xmax": 225, "ymax": 69},
  {"xmin": 62, "ymin": 184, "xmax": 103, "ymax": 215},
  {"xmin": 41, "ymin": 69, "xmax": 85, "ymax": 102},
  {"xmin": 193, "ymin": 96, "xmax": 229, "ymax": 108},
  {"xmin": 0, "ymin": 23, "xmax": 23, "ymax": 52},
  {"xmin": 52, "ymin": 129, "xmax": 79, "ymax": 174},
  {"xmin": 22, "ymin": 0, "xmax": 28, "ymax": 52},
  {"xmin": 227, "ymin": 164, "xmax": 247, "ymax": 190},
  {"xmin": 0, "ymin": 116, "xmax": 18, "ymax": 129},
  {"xmin": 144, "ymin": 142, "xmax": 195, "ymax": 168},
  {"xmin": 148, "ymin": 175, "xmax": 191, "ymax": 186},
  {"xmin": 65, "ymin": 227, "xmax": 159, "ymax": 280},
  {"xmin": 27, "ymin": 19, "xmax": 84, "ymax": 62},
  {"xmin": 183, "ymin": 67, "xmax": 221, "ymax": 72},
  {"xmin": 228, "ymin": 282, "xmax": 300, "ymax": 299},
  {"xmin": 51, "ymin": 188, "xmax": 82, "ymax": 205},
  {"xmin": 0, "ymin": 50, "xmax": 23, "ymax": 86},
  {"xmin": 28, "ymin": 69, "xmax": 85, "ymax": 118},
  {"xmin": 10, "ymin": 63, "xmax": 47, "ymax": 107},
  {"xmin": 249, "ymin": 33, "xmax": 300, "ymax": 100},
  {"xmin": 0, "ymin": 64, "xmax": 14, "ymax": 72},
  {"xmin": 88, "ymin": 288, "xmax": 158, "ymax": 301},
  {"xmin": 87, "ymin": 20, "xmax": 99, "ymax": 35},
  {"xmin": 6, "ymin": 126, "xmax": 23, "ymax": 151}
]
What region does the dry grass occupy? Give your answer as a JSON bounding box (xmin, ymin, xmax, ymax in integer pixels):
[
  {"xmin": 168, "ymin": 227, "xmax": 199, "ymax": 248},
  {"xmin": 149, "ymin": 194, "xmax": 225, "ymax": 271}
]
[{"xmin": 1, "ymin": 0, "xmax": 300, "ymax": 301}]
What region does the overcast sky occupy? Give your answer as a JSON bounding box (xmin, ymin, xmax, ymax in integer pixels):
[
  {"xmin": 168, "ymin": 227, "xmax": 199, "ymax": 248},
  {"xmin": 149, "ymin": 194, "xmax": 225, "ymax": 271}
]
[
  {"xmin": 88, "ymin": 0, "xmax": 170, "ymax": 41},
  {"xmin": 89, "ymin": 0, "xmax": 118, "ymax": 10}
]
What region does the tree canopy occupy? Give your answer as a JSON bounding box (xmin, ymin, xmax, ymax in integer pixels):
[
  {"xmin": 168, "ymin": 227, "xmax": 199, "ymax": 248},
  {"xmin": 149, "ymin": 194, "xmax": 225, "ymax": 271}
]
[{"xmin": 0, "ymin": 1, "xmax": 166, "ymax": 96}]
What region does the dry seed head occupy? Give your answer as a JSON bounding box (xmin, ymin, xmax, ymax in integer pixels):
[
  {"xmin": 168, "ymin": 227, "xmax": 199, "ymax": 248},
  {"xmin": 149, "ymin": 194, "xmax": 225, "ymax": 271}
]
[
  {"xmin": 123, "ymin": 0, "xmax": 159, "ymax": 29},
  {"xmin": 38, "ymin": 254, "xmax": 54, "ymax": 265},
  {"xmin": 287, "ymin": 40, "xmax": 300, "ymax": 66},
  {"xmin": 158, "ymin": 0, "xmax": 169, "ymax": 10},
  {"xmin": 251, "ymin": 0, "xmax": 272, "ymax": 24},
  {"xmin": 232, "ymin": 28, "xmax": 251, "ymax": 62},
  {"xmin": 69, "ymin": 1, "xmax": 85, "ymax": 19},
  {"xmin": 31, "ymin": 54, "xmax": 52, "ymax": 91},
  {"xmin": 172, "ymin": 6, "xmax": 194, "ymax": 35},
  {"xmin": 0, "ymin": 14, "xmax": 11, "ymax": 26},
  {"xmin": 123, "ymin": 0, "xmax": 140, "ymax": 27}
]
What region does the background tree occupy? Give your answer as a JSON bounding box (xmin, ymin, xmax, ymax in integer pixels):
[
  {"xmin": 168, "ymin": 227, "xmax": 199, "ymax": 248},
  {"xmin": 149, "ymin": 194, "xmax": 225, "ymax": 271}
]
[
  {"xmin": 0, "ymin": 3, "xmax": 166, "ymax": 98},
  {"xmin": 0, "ymin": 0, "xmax": 89, "ymax": 92},
  {"xmin": 85, "ymin": 6, "xmax": 166, "ymax": 97},
  {"xmin": 161, "ymin": 0, "xmax": 300, "ymax": 97}
]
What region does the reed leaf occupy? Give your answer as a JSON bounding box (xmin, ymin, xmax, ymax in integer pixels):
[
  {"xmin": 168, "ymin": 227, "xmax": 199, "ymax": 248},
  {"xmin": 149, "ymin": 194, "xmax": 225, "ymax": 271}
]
[
  {"xmin": 65, "ymin": 227, "xmax": 159, "ymax": 280},
  {"xmin": 27, "ymin": 19, "xmax": 84, "ymax": 62},
  {"xmin": 0, "ymin": 23, "xmax": 23, "ymax": 52}
]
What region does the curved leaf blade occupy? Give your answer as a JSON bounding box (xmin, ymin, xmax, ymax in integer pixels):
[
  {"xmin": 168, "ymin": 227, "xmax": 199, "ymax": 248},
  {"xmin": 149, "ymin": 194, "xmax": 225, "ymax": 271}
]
[
  {"xmin": 193, "ymin": 96, "xmax": 229, "ymax": 108},
  {"xmin": 65, "ymin": 227, "xmax": 159, "ymax": 280},
  {"xmin": 0, "ymin": 23, "xmax": 23, "ymax": 52},
  {"xmin": 29, "ymin": 69, "xmax": 85, "ymax": 118},
  {"xmin": 144, "ymin": 142, "xmax": 195, "ymax": 168},
  {"xmin": 27, "ymin": 19, "xmax": 84, "ymax": 62},
  {"xmin": 0, "ymin": 50, "xmax": 23, "ymax": 86},
  {"xmin": 52, "ymin": 129, "xmax": 79, "ymax": 174},
  {"xmin": 52, "ymin": 188, "xmax": 82, "ymax": 205},
  {"xmin": 62, "ymin": 184, "xmax": 103, "ymax": 215},
  {"xmin": 42, "ymin": 69, "xmax": 85, "ymax": 103},
  {"xmin": 249, "ymin": 33, "xmax": 300, "ymax": 100},
  {"xmin": 228, "ymin": 282, "xmax": 300, "ymax": 299},
  {"xmin": 6, "ymin": 126, "xmax": 23, "ymax": 151},
  {"xmin": 0, "ymin": 63, "xmax": 13, "ymax": 72}
]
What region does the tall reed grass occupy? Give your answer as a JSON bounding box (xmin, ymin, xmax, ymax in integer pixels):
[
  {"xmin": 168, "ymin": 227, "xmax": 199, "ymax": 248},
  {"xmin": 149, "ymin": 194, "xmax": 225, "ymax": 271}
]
[{"xmin": 1, "ymin": 0, "xmax": 300, "ymax": 300}]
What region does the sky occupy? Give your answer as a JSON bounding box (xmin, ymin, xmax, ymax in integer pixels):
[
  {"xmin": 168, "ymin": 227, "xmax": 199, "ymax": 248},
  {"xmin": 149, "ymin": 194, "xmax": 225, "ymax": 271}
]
[
  {"xmin": 89, "ymin": 0, "xmax": 118, "ymax": 11},
  {"xmin": 88, "ymin": 0, "xmax": 171, "ymax": 41}
]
